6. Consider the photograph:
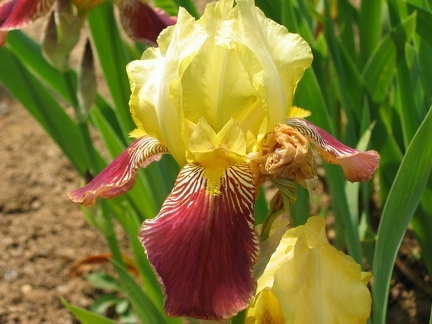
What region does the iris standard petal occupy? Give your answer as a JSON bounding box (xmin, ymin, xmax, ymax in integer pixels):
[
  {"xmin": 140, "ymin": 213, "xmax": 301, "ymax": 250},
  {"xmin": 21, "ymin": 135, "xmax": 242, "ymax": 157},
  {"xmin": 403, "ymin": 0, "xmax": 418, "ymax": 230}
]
[
  {"xmin": 139, "ymin": 163, "xmax": 259, "ymax": 320},
  {"xmin": 68, "ymin": 136, "xmax": 168, "ymax": 207},
  {"xmin": 217, "ymin": 0, "xmax": 313, "ymax": 132},
  {"xmin": 286, "ymin": 118, "xmax": 380, "ymax": 182},
  {"xmin": 0, "ymin": 0, "xmax": 55, "ymax": 30},
  {"xmin": 127, "ymin": 50, "xmax": 166, "ymax": 143},
  {"xmin": 178, "ymin": 0, "xmax": 265, "ymax": 146},
  {"xmin": 127, "ymin": 7, "xmax": 208, "ymax": 166}
]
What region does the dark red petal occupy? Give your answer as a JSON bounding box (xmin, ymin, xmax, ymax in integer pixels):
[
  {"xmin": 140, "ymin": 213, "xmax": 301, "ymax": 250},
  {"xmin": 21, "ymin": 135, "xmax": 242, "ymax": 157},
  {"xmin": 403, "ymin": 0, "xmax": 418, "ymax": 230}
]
[
  {"xmin": 117, "ymin": 0, "xmax": 176, "ymax": 44},
  {"xmin": 0, "ymin": 0, "xmax": 55, "ymax": 30},
  {"xmin": 68, "ymin": 136, "xmax": 168, "ymax": 207},
  {"xmin": 286, "ymin": 118, "xmax": 380, "ymax": 182},
  {"xmin": 139, "ymin": 163, "xmax": 259, "ymax": 320}
]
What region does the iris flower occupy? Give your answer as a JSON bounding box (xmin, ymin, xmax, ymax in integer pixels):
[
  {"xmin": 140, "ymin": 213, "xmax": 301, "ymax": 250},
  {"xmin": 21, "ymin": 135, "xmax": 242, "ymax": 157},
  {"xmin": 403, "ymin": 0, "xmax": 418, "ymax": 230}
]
[
  {"xmin": 0, "ymin": 0, "xmax": 175, "ymax": 46},
  {"xmin": 69, "ymin": 0, "xmax": 379, "ymax": 320},
  {"xmin": 246, "ymin": 216, "xmax": 372, "ymax": 323}
]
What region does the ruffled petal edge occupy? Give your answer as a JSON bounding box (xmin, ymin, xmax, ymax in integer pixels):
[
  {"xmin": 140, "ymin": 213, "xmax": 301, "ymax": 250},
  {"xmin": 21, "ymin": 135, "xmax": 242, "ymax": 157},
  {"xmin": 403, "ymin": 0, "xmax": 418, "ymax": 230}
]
[{"xmin": 68, "ymin": 135, "xmax": 168, "ymax": 207}]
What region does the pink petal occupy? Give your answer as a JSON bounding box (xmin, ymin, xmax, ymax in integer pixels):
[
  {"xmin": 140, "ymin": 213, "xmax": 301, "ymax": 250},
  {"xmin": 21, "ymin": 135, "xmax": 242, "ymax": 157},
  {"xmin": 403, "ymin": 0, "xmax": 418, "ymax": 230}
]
[
  {"xmin": 139, "ymin": 163, "xmax": 260, "ymax": 320},
  {"xmin": 0, "ymin": 0, "xmax": 55, "ymax": 30},
  {"xmin": 68, "ymin": 136, "xmax": 168, "ymax": 207},
  {"xmin": 286, "ymin": 118, "xmax": 380, "ymax": 182},
  {"xmin": 117, "ymin": 0, "xmax": 176, "ymax": 44}
]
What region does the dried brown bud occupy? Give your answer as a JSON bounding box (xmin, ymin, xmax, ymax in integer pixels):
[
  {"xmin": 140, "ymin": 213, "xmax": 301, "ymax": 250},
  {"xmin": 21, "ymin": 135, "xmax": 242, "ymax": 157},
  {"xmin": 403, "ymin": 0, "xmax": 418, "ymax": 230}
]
[{"xmin": 254, "ymin": 123, "xmax": 317, "ymax": 186}]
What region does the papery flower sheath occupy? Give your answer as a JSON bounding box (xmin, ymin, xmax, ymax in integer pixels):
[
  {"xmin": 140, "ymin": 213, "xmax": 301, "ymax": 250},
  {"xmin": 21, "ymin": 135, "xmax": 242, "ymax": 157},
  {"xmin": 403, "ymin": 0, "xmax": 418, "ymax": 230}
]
[
  {"xmin": 246, "ymin": 216, "xmax": 372, "ymax": 323},
  {"xmin": 69, "ymin": 0, "xmax": 379, "ymax": 319}
]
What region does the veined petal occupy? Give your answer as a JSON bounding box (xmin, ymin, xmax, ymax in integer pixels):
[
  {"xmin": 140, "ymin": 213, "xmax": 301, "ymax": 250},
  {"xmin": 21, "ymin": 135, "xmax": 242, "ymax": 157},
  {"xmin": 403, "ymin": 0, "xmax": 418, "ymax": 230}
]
[
  {"xmin": 139, "ymin": 163, "xmax": 259, "ymax": 320},
  {"xmin": 0, "ymin": 0, "xmax": 55, "ymax": 30},
  {"xmin": 68, "ymin": 136, "xmax": 168, "ymax": 207},
  {"xmin": 117, "ymin": 0, "xmax": 176, "ymax": 44},
  {"xmin": 286, "ymin": 118, "xmax": 380, "ymax": 182}
]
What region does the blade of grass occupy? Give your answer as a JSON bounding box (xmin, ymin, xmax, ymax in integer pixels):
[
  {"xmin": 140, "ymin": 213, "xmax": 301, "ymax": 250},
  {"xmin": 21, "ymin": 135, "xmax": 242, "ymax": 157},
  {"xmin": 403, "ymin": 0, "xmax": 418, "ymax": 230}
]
[
  {"xmin": 255, "ymin": 0, "xmax": 282, "ymax": 22},
  {"xmin": 372, "ymin": 107, "xmax": 432, "ymax": 323},
  {"xmin": 6, "ymin": 30, "xmax": 125, "ymax": 142},
  {"xmin": 407, "ymin": 3, "xmax": 432, "ymax": 47},
  {"xmin": 121, "ymin": 204, "xmax": 164, "ymax": 306},
  {"xmin": 174, "ymin": 0, "xmax": 199, "ymax": 18},
  {"xmin": 411, "ymin": 183, "xmax": 432, "ymax": 278},
  {"xmin": 323, "ymin": 0, "xmax": 359, "ymax": 145},
  {"xmin": 87, "ymin": 1, "xmax": 135, "ymax": 138},
  {"xmin": 6, "ymin": 30, "xmax": 76, "ymax": 104},
  {"xmin": 153, "ymin": 0, "xmax": 179, "ymax": 16},
  {"xmin": 111, "ymin": 259, "xmax": 169, "ymax": 323},
  {"xmin": 359, "ymin": 0, "xmax": 382, "ymax": 65},
  {"xmin": 62, "ymin": 298, "xmax": 117, "ymax": 324},
  {"xmin": 362, "ymin": 13, "xmax": 416, "ymax": 104},
  {"xmin": 0, "ymin": 47, "xmax": 99, "ymax": 175}
]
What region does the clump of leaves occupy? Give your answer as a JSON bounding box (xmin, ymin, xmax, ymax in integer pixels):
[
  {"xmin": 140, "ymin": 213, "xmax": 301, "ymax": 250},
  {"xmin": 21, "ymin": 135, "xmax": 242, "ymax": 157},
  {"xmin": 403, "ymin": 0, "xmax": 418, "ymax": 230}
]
[{"xmin": 87, "ymin": 272, "xmax": 137, "ymax": 324}]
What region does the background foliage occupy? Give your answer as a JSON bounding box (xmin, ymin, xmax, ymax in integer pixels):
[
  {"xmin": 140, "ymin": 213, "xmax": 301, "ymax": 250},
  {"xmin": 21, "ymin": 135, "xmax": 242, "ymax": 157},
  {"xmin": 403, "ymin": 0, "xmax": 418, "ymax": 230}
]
[{"xmin": 0, "ymin": 0, "xmax": 431, "ymax": 323}]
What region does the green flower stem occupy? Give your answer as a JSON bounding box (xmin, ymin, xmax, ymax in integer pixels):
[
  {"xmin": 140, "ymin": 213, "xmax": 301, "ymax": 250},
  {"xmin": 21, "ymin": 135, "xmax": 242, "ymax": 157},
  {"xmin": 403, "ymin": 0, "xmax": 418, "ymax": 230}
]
[
  {"xmin": 63, "ymin": 71, "xmax": 103, "ymax": 175},
  {"xmin": 260, "ymin": 178, "xmax": 298, "ymax": 241}
]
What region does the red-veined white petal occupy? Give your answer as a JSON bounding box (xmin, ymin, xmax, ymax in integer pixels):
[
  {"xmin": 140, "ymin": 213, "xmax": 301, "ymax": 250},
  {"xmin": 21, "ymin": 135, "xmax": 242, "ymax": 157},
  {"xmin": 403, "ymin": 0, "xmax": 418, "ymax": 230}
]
[
  {"xmin": 286, "ymin": 118, "xmax": 380, "ymax": 182},
  {"xmin": 68, "ymin": 135, "xmax": 168, "ymax": 207}
]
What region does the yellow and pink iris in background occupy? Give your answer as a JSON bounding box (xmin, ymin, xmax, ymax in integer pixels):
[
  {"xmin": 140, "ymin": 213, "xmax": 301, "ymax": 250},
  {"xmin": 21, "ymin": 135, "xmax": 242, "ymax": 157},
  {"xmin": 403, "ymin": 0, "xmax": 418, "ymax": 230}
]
[
  {"xmin": 0, "ymin": 0, "xmax": 176, "ymax": 46},
  {"xmin": 66, "ymin": 0, "xmax": 380, "ymax": 320}
]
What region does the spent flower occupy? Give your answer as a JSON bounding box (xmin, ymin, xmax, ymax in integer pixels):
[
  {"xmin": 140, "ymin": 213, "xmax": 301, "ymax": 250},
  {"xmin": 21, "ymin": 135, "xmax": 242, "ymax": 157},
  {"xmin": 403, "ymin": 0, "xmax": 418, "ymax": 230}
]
[{"xmin": 69, "ymin": 0, "xmax": 379, "ymax": 320}]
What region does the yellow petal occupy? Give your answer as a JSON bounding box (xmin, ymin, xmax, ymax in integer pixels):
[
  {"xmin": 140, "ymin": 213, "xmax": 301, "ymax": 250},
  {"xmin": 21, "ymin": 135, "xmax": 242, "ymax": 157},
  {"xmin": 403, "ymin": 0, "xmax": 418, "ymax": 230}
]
[
  {"xmin": 189, "ymin": 118, "xmax": 247, "ymax": 168},
  {"xmin": 217, "ymin": 0, "xmax": 313, "ymax": 132},
  {"xmin": 286, "ymin": 106, "xmax": 311, "ymax": 119},
  {"xmin": 177, "ymin": 1, "xmax": 266, "ymax": 152},
  {"xmin": 127, "ymin": 50, "xmax": 163, "ymax": 141},
  {"xmin": 269, "ymin": 217, "xmax": 372, "ymax": 324},
  {"xmin": 245, "ymin": 290, "xmax": 285, "ymax": 324},
  {"xmin": 127, "ymin": 7, "xmax": 208, "ymax": 166}
]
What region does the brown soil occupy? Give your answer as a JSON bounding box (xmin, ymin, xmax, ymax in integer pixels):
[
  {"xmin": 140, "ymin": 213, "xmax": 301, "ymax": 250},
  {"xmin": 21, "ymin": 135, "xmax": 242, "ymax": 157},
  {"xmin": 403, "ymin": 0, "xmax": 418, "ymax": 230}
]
[{"xmin": 0, "ymin": 85, "xmax": 111, "ymax": 323}]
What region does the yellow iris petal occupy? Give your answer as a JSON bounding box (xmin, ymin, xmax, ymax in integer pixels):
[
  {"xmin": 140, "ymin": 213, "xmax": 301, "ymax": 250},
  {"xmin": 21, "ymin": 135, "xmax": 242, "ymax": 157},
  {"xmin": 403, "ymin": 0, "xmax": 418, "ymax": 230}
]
[
  {"xmin": 217, "ymin": 0, "xmax": 313, "ymax": 132},
  {"xmin": 286, "ymin": 106, "xmax": 311, "ymax": 119},
  {"xmin": 188, "ymin": 118, "xmax": 247, "ymax": 196},
  {"xmin": 127, "ymin": 0, "xmax": 312, "ymax": 166},
  {"xmin": 246, "ymin": 290, "xmax": 285, "ymax": 324},
  {"xmin": 189, "ymin": 118, "xmax": 247, "ymax": 167},
  {"xmin": 252, "ymin": 217, "xmax": 371, "ymax": 324}
]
